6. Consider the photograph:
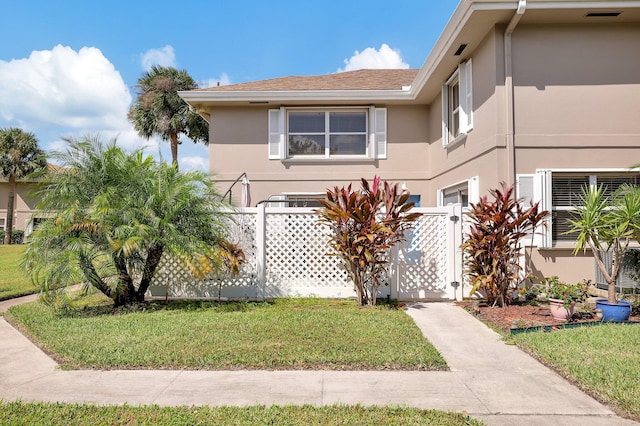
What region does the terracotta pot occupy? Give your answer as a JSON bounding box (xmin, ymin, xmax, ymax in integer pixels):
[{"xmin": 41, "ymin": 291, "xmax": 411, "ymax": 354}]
[{"xmin": 549, "ymin": 298, "xmax": 575, "ymax": 321}]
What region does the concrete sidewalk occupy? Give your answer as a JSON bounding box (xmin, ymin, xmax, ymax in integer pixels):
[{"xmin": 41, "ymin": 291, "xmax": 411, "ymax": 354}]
[{"xmin": 0, "ymin": 296, "xmax": 637, "ymax": 425}]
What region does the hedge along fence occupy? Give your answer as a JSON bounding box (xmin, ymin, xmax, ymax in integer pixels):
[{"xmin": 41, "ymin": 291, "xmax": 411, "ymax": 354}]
[{"xmin": 147, "ymin": 204, "xmax": 464, "ymax": 301}]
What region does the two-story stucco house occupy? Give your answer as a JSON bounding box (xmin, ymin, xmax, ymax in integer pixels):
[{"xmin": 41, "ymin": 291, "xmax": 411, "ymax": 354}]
[
  {"xmin": 0, "ymin": 177, "xmax": 42, "ymax": 239},
  {"xmin": 179, "ymin": 0, "xmax": 640, "ymax": 285}
]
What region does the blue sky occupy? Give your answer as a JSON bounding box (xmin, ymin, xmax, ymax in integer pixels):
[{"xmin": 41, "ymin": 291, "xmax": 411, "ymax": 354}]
[{"xmin": 0, "ymin": 0, "xmax": 460, "ymax": 171}]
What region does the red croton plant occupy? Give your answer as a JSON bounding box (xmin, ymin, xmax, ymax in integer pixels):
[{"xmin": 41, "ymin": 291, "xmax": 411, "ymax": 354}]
[
  {"xmin": 316, "ymin": 176, "xmax": 421, "ymax": 306},
  {"xmin": 461, "ymin": 183, "xmax": 548, "ymax": 307}
]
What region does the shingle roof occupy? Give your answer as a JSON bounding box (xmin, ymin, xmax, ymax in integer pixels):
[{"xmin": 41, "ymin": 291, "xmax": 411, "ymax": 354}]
[{"xmin": 202, "ymin": 69, "xmax": 419, "ymax": 92}]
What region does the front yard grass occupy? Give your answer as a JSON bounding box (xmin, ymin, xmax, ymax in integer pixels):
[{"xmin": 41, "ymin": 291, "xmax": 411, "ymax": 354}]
[
  {"xmin": 0, "ymin": 245, "xmax": 36, "ymax": 301},
  {"xmin": 6, "ymin": 293, "xmax": 447, "ymax": 371},
  {"xmin": 511, "ymin": 323, "xmax": 640, "ymax": 421},
  {"xmin": 0, "ymin": 402, "xmax": 483, "ymax": 425}
]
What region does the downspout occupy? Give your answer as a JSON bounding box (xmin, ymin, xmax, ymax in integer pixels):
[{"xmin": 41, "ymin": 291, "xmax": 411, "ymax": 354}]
[{"xmin": 505, "ymin": 0, "xmax": 527, "ymax": 188}]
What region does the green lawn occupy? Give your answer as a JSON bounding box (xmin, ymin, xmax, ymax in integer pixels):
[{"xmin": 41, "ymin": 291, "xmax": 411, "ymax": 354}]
[
  {"xmin": 6, "ymin": 294, "xmax": 447, "ymax": 371},
  {"xmin": 0, "ymin": 245, "xmax": 36, "ymax": 301},
  {"xmin": 0, "ymin": 402, "xmax": 482, "ymax": 425},
  {"xmin": 512, "ymin": 324, "xmax": 640, "ymax": 421}
]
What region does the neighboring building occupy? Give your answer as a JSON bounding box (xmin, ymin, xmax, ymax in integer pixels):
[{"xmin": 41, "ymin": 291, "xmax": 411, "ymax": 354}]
[
  {"xmin": 0, "ymin": 179, "xmax": 39, "ymax": 237},
  {"xmin": 180, "ymin": 0, "xmax": 640, "ymax": 284},
  {"xmin": 0, "ymin": 165, "xmax": 55, "ymax": 238}
]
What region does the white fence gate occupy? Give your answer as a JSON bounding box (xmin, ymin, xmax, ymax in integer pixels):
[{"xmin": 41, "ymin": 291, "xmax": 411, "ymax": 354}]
[{"xmin": 148, "ymin": 205, "xmax": 464, "ymax": 301}]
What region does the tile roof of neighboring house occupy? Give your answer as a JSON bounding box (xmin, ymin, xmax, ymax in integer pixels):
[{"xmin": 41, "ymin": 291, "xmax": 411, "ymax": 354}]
[
  {"xmin": 0, "ymin": 163, "xmax": 61, "ymax": 182},
  {"xmin": 202, "ymin": 69, "xmax": 420, "ymax": 92}
]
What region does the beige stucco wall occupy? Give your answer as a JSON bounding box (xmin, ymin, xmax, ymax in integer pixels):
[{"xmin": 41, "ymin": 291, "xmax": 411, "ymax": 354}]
[
  {"xmin": 511, "ymin": 23, "xmax": 640, "ymax": 282},
  {"xmin": 0, "ymin": 182, "xmax": 40, "ymax": 231},
  {"xmin": 424, "ymin": 27, "xmax": 510, "ymax": 206},
  {"xmin": 209, "ymin": 105, "xmax": 430, "ymax": 205},
  {"xmin": 528, "ymin": 249, "xmax": 599, "ymax": 285},
  {"xmin": 512, "ymin": 23, "xmax": 640, "ymax": 174}
]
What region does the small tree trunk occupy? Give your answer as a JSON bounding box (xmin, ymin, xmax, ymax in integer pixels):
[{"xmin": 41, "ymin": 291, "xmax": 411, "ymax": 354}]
[
  {"xmin": 79, "ymin": 253, "xmax": 112, "ymax": 299},
  {"xmin": 136, "ymin": 242, "xmax": 164, "ymax": 302},
  {"xmin": 607, "ymin": 244, "xmax": 622, "ymax": 304},
  {"xmin": 113, "ymin": 255, "xmax": 138, "ymax": 307},
  {"xmin": 3, "ymin": 176, "xmax": 16, "ymax": 245}
]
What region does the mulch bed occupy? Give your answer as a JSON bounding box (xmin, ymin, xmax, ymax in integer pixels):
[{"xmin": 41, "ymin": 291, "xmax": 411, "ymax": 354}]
[{"xmin": 457, "ymin": 300, "xmax": 640, "ymax": 334}]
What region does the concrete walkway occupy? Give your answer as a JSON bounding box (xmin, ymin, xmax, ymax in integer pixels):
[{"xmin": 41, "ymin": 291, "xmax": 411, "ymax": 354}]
[{"xmin": 0, "ymin": 296, "xmax": 637, "ymax": 425}]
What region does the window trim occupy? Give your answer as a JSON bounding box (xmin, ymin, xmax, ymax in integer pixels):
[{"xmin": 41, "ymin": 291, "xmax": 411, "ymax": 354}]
[
  {"xmin": 268, "ymin": 106, "xmax": 387, "ymax": 161},
  {"xmin": 442, "ymin": 59, "xmax": 473, "ymax": 147},
  {"xmin": 287, "ymin": 108, "xmax": 368, "ymax": 159},
  {"xmin": 280, "ymin": 192, "xmax": 325, "ymax": 208},
  {"xmin": 437, "ymin": 177, "xmax": 479, "ymax": 207}
]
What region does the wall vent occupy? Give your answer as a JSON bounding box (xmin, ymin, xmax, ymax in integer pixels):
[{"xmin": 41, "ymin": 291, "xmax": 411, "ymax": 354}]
[{"xmin": 585, "ymin": 11, "xmax": 621, "ymax": 17}]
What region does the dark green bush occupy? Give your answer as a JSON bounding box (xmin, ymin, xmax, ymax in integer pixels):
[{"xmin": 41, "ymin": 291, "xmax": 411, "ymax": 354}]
[{"xmin": 10, "ymin": 230, "xmax": 24, "ymax": 244}]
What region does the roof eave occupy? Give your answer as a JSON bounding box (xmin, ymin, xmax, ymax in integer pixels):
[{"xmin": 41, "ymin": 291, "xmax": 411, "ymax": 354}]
[{"xmin": 179, "ymin": 89, "xmax": 413, "ymax": 106}]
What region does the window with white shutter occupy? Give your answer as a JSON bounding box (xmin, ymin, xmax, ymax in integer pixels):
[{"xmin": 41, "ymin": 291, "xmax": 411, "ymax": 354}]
[
  {"xmin": 268, "ymin": 107, "xmax": 386, "ymax": 160},
  {"xmin": 442, "ymin": 59, "xmax": 473, "ymax": 147},
  {"xmin": 530, "ymin": 170, "xmax": 640, "ymax": 246}
]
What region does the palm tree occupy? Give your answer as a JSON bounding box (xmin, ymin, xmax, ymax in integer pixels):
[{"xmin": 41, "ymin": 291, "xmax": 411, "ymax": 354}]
[
  {"xmin": 23, "ymin": 135, "xmax": 242, "ymax": 307},
  {"xmin": 128, "ymin": 65, "xmax": 208, "ymax": 168},
  {"xmin": 568, "ymin": 184, "xmax": 640, "ymax": 303},
  {"xmin": 0, "ymin": 128, "xmax": 47, "ymax": 244}
]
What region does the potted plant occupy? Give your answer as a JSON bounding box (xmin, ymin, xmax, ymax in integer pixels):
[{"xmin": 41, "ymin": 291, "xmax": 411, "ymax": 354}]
[
  {"xmin": 539, "ymin": 276, "xmax": 587, "ymax": 321},
  {"xmin": 567, "ymin": 184, "xmax": 640, "ymax": 322}
]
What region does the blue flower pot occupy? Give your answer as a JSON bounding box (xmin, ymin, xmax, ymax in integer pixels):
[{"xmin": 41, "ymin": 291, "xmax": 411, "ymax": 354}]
[{"xmin": 595, "ymin": 299, "xmax": 632, "ymax": 322}]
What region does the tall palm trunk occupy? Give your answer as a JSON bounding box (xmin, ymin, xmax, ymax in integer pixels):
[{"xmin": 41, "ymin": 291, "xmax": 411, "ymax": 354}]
[
  {"xmin": 3, "ymin": 175, "xmax": 16, "ymax": 245},
  {"xmin": 170, "ymin": 132, "xmax": 179, "ymax": 168}
]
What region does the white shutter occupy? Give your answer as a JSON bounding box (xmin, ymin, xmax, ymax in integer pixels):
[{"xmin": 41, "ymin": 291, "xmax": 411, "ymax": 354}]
[
  {"xmin": 270, "ymin": 194, "xmax": 288, "ymax": 208},
  {"xmin": 517, "ymin": 174, "xmax": 536, "ymax": 246},
  {"xmin": 268, "ymin": 108, "xmax": 285, "ymax": 160},
  {"xmin": 374, "ymin": 107, "xmax": 387, "ymax": 159},
  {"xmin": 459, "ymin": 59, "xmax": 473, "ymax": 134},
  {"xmin": 534, "ymin": 170, "xmax": 552, "ymax": 248},
  {"xmin": 517, "ymin": 174, "xmax": 534, "ymax": 205},
  {"xmin": 468, "ymin": 176, "xmax": 479, "ymax": 204},
  {"xmin": 441, "ymin": 85, "xmax": 449, "ymax": 146}
]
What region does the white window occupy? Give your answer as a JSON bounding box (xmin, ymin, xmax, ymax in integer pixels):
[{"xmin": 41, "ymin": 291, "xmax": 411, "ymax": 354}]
[
  {"xmin": 0, "ymin": 218, "xmax": 4, "ymax": 232},
  {"xmin": 266, "ymin": 193, "xmax": 324, "ymax": 208},
  {"xmin": 442, "ymin": 59, "xmax": 473, "ymax": 147},
  {"xmin": 438, "ymin": 177, "xmax": 479, "ymax": 207},
  {"xmin": 519, "ymin": 170, "xmax": 640, "ymax": 247},
  {"xmin": 552, "ymin": 174, "xmax": 640, "ymax": 242},
  {"xmin": 282, "ymin": 193, "xmax": 325, "ymax": 208},
  {"xmin": 268, "ymin": 107, "xmax": 387, "ymax": 160}
]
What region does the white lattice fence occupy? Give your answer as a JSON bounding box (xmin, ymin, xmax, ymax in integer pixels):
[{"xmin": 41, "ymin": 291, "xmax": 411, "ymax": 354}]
[
  {"xmin": 147, "ymin": 205, "xmax": 463, "ymax": 301},
  {"xmin": 263, "ymin": 208, "xmax": 350, "ymax": 298},
  {"xmin": 394, "ymin": 211, "xmax": 453, "ymax": 300},
  {"xmin": 148, "ymin": 211, "xmax": 259, "ymax": 299}
]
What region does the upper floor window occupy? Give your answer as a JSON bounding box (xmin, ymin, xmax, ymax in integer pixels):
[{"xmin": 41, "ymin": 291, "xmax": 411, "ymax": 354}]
[
  {"xmin": 442, "ymin": 59, "xmax": 473, "ymax": 147},
  {"xmin": 269, "ymin": 107, "xmax": 387, "ymax": 161},
  {"xmin": 288, "ymin": 111, "xmax": 367, "ymax": 157}
]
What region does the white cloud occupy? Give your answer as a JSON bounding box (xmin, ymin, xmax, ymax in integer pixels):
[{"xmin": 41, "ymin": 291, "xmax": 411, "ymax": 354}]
[
  {"xmin": 0, "ymin": 45, "xmax": 132, "ymax": 136},
  {"xmin": 140, "ymin": 45, "xmax": 176, "ymax": 71},
  {"xmin": 200, "ymin": 73, "xmax": 231, "ymax": 89},
  {"xmin": 0, "ymin": 44, "xmax": 206, "ymax": 170},
  {"xmin": 180, "ymin": 155, "xmax": 209, "ymax": 172},
  {"xmin": 338, "ymin": 43, "xmax": 409, "ymax": 72}
]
